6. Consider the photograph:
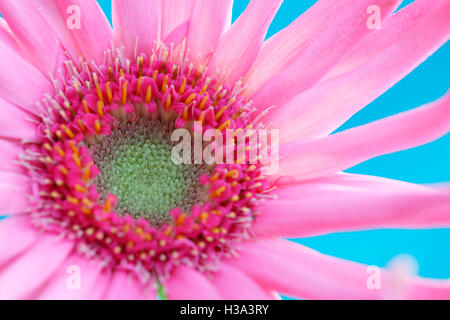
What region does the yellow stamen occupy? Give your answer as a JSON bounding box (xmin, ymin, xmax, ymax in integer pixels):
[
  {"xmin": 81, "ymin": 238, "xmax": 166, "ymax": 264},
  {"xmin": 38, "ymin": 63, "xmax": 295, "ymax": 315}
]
[
  {"xmin": 145, "ymin": 85, "xmax": 152, "ymax": 103},
  {"xmin": 164, "ymin": 94, "xmax": 172, "ymax": 110},
  {"xmin": 199, "ymin": 84, "xmax": 208, "ymax": 95},
  {"xmin": 108, "ymin": 67, "xmax": 113, "ymax": 82},
  {"xmin": 218, "ymin": 120, "xmax": 231, "ymax": 131},
  {"xmin": 83, "ymin": 163, "xmax": 91, "ymax": 182},
  {"xmin": 55, "ymin": 145, "xmax": 65, "ymax": 158},
  {"xmin": 210, "ymin": 186, "xmax": 226, "ymax": 198},
  {"xmin": 75, "ymin": 184, "xmax": 87, "ymax": 193},
  {"xmin": 198, "ymin": 93, "xmax": 209, "ymax": 110},
  {"xmin": 182, "ymin": 106, "xmax": 188, "ymax": 121},
  {"xmin": 59, "ymin": 165, "xmax": 68, "ymax": 175},
  {"xmin": 94, "ymin": 119, "xmax": 101, "ymax": 134},
  {"xmin": 69, "ymin": 141, "xmax": 79, "ymax": 156},
  {"xmin": 230, "ymin": 195, "xmax": 240, "ymax": 202},
  {"xmin": 93, "ymin": 73, "xmax": 104, "ymax": 103},
  {"xmin": 176, "ymin": 213, "xmax": 186, "ymax": 226},
  {"xmin": 67, "ymin": 196, "xmax": 79, "ymax": 204},
  {"xmin": 198, "ymin": 110, "xmax": 206, "ymax": 123},
  {"xmin": 226, "ymin": 169, "xmax": 239, "ymax": 179},
  {"xmin": 73, "ymin": 153, "xmax": 82, "ymax": 168},
  {"xmin": 138, "ymin": 56, "xmax": 143, "ymax": 77},
  {"xmin": 136, "ymin": 76, "xmax": 143, "ymax": 96},
  {"xmin": 215, "ymin": 105, "xmax": 228, "ymax": 121},
  {"xmin": 105, "ymin": 82, "xmax": 113, "ymax": 104},
  {"xmin": 97, "ymin": 100, "xmax": 104, "ymax": 118},
  {"xmin": 162, "ymin": 74, "xmax": 168, "ymax": 93},
  {"xmin": 61, "ymin": 124, "xmax": 74, "ymax": 139},
  {"xmin": 82, "ymin": 100, "xmax": 90, "ymax": 113},
  {"xmin": 211, "ymin": 172, "xmax": 220, "ymax": 182},
  {"xmin": 162, "ymin": 51, "xmax": 169, "ymax": 72},
  {"xmin": 43, "ymin": 143, "xmax": 52, "ymax": 151},
  {"xmin": 77, "ymin": 119, "xmax": 86, "ymax": 134}
]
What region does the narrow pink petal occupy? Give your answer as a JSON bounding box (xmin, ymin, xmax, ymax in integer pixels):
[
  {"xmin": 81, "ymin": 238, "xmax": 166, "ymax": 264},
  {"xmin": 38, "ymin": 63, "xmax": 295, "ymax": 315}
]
[
  {"xmin": 186, "ymin": 0, "xmax": 233, "ymax": 64},
  {"xmin": 0, "ymin": 18, "xmax": 21, "ymax": 53},
  {"xmin": 269, "ymin": 0, "xmax": 450, "ymax": 143},
  {"xmin": 161, "ymin": 0, "xmax": 193, "ymax": 40},
  {"xmin": 0, "ymin": 234, "xmax": 73, "ymax": 299},
  {"xmin": 244, "ymin": 0, "xmax": 400, "ymax": 95},
  {"xmin": 54, "ymin": 0, "xmax": 112, "ymax": 63},
  {"xmin": 0, "ymin": 217, "xmax": 38, "ymax": 268},
  {"xmin": 212, "ymin": 263, "xmax": 274, "ymax": 300},
  {"xmin": 0, "ymin": 97, "xmax": 37, "ymax": 141},
  {"xmin": 0, "ymin": 171, "xmax": 30, "ymax": 215},
  {"xmin": 165, "ymin": 265, "xmax": 221, "ymax": 300},
  {"xmin": 163, "ymin": 21, "xmax": 189, "ymax": 48},
  {"xmin": 210, "ymin": 0, "xmax": 282, "ymax": 84},
  {"xmin": 0, "ymin": 0, "xmax": 65, "ymax": 76},
  {"xmin": 228, "ymin": 239, "xmax": 450, "ymax": 299},
  {"xmin": 327, "ymin": 0, "xmax": 450, "ymax": 78},
  {"xmin": 0, "ymin": 140, "xmax": 24, "ymax": 174},
  {"xmin": 253, "ymin": 173, "xmax": 450, "ymax": 238},
  {"xmin": 32, "ymin": 0, "xmax": 81, "ymax": 62},
  {"xmin": 276, "ymin": 93, "xmax": 450, "ymax": 182},
  {"xmin": 106, "ymin": 272, "xmax": 156, "ymax": 300},
  {"xmin": 38, "ymin": 255, "xmax": 111, "ymax": 300},
  {"xmin": 0, "ymin": 38, "xmax": 52, "ymax": 114},
  {"xmin": 249, "ymin": 0, "xmax": 401, "ymax": 114},
  {"xmin": 112, "ymin": 0, "xmax": 159, "ymax": 58}
]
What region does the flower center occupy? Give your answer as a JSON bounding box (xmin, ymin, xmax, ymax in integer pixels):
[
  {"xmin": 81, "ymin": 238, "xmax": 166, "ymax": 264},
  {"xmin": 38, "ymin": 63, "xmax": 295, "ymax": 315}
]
[{"xmin": 87, "ymin": 120, "xmax": 207, "ymax": 226}]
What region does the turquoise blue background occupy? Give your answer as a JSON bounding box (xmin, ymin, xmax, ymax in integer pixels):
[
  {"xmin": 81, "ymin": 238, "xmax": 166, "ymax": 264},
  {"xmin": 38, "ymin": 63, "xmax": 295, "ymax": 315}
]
[{"xmin": 1, "ymin": 0, "xmax": 447, "ymax": 293}]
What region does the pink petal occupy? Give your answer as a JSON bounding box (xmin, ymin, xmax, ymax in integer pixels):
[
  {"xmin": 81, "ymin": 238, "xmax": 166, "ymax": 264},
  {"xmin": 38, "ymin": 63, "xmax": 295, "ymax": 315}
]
[
  {"xmin": 161, "ymin": 0, "xmax": 193, "ymax": 40},
  {"xmin": 228, "ymin": 239, "xmax": 450, "ymax": 299},
  {"xmin": 0, "ymin": 0, "xmax": 65, "ymax": 76},
  {"xmin": 276, "ymin": 93, "xmax": 450, "ymax": 182},
  {"xmin": 244, "ymin": 0, "xmax": 400, "ymax": 95},
  {"xmin": 0, "ymin": 97, "xmax": 37, "ymax": 141},
  {"xmin": 269, "ymin": 0, "xmax": 450, "ymax": 143},
  {"xmin": 112, "ymin": 0, "xmax": 159, "ymax": 58},
  {"xmin": 209, "ymin": 0, "xmax": 282, "ymax": 84},
  {"xmin": 249, "ymin": 0, "xmax": 401, "ymax": 114},
  {"xmin": 327, "ymin": 0, "xmax": 450, "ymax": 78},
  {"xmin": 37, "ymin": 255, "xmax": 112, "ymax": 300},
  {"xmin": 106, "ymin": 271, "xmax": 156, "ymax": 300},
  {"xmin": 186, "ymin": 0, "xmax": 233, "ymax": 64},
  {"xmin": 54, "ymin": 0, "xmax": 112, "ymax": 64},
  {"xmin": 165, "ymin": 265, "xmax": 221, "ymax": 300},
  {"xmin": 0, "ymin": 171, "xmax": 30, "ymax": 215},
  {"xmin": 0, "ymin": 234, "xmax": 73, "ymax": 299},
  {"xmin": 0, "ymin": 217, "xmax": 37, "ymax": 268},
  {"xmin": 253, "ymin": 173, "xmax": 450, "ymax": 238},
  {"xmin": 212, "ymin": 263, "xmax": 274, "ymax": 300},
  {"xmin": 0, "ymin": 36, "xmax": 52, "ymax": 114}
]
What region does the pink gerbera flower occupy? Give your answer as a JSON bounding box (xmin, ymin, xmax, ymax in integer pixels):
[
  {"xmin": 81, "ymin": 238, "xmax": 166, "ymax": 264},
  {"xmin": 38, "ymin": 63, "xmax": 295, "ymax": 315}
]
[{"xmin": 0, "ymin": 0, "xmax": 449, "ymax": 300}]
